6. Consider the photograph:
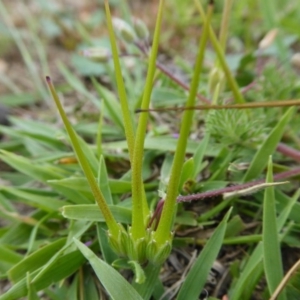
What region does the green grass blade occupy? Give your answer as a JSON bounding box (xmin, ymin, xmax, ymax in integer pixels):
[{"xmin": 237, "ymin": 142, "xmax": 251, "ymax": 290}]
[
  {"xmin": 97, "ymin": 223, "xmax": 118, "ymax": 264},
  {"xmin": 262, "ymin": 157, "xmax": 286, "ymax": 300},
  {"xmin": 0, "ymin": 150, "xmax": 66, "ymax": 182},
  {"xmin": 177, "ymin": 208, "xmax": 232, "ymax": 300},
  {"xmin": 230, "ymin": 189, "xmax": 299, "ymax": 299},
  {"xmin": 243, "ymin": 107, "xmax": 295, "ymax": 182},
  {"xmin": 0, "ymin": 249, "xmax": 86, "ymax": 300},
  {"xmin": 0, "ymin": 245, "xmax": 23, "ymax": 266},
  {"xmin": 46, "ymin": 76, "xmax": 120, "ymax": 237},
  {"xmin": 91, "ymin": 78, "xmax": 124, "ymax": 131},
  {"xmin": 192, "ymin": 133, "xmax": 210, "ymax": 178},
  {"xmin": 0, "ymin": 187, "xmax": 64, "ymax": 212},
  {"xmin": 74, "ymin": 238, "xmax": 143, "ymax": 300},
  {"xmin": 8, "ymin": 238, "xmax": 67, "ymax": 283},
  {"xmin": 132, "ymin": 264, "xmax": 161, "ymax": 300},
  {"xmin": 0, "ymin": 2, "xmax": 48, "ymax": 101},
  {"xmin": 58, "ymin": 62, "xmax": 99, "ymax": 106}
]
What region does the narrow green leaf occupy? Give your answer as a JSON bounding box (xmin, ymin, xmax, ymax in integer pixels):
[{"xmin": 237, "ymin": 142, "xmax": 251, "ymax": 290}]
[
  {"xmin": 74, "ymin": 238, "xmax": 143, "ymax": 300},
  {"xmin": 47, "ymin": 181, "xmax": 93, "ymax": 204},
  {"xmin": 192, "ymin": 133, "xmax": 210, "ymax": 178},
  {"xmin": 75, "ymin": 134, "xmax": 99, "ymax": 176},
  {"xmin": 58, "ymin": 62, "xmax": 99, "ymax": 106},
  {"xmin": 0, "ymin": 187, "xmax": 64, "ymax": 212},
  {"xmin": 0, "ymin": 245, "xmax": 23, "ymax": 265},
  {"xmin": 91, "ymin": 78, "xmax": 124, "ymax": 131},
  {"xmin": 132, "ymin": 263, "xmax": 161, "ymax": 300},
  {"xmin": 97, "ymin": 223, "xmax": 118, "ymax": 264},
  {"xmin": 128, "ymin": 261, "xmax": 146, "ymax": 284},
  {"xmin": 230, "ymin": 189, "xmax": 300, "ymax": 299},
  {"xmin": 26, "ymin": 273, "xmax": 39, "ymax": 300},
  {"xmin": 177, "ymin": 208, "xmax": 232, "ymax": 300},
  {"xmin": 243, "ymin": 107, "xmax": 295, "ymax": 181},
  {"xmin": 178, "ymin": 157, "xmax": 194, "ymax": 191},
  {"xmin": 98, "ymin": 155, "xmax": 113, "ymax": 205},
  {"xmin": 46, "ymin": 76, "xmax": 120, "ymax": 237},
  {"xmin": 262, "ymin": 157, "xmax": 286, "ymax": 300},
  {"xmin": 0, "ymin": 249, "xmax": 86, "ymax": 300},
  {"xmin": 0, "ymin": 150, "xmax": 66, "ymax": 182},
  {"xmin": 104, "ymin": 136, "xmax": 204, "ymax": 155},
  {"xmin": 8, "ymin": 238, "xmax": 67, "ymax": 283},
  {"xmin": 104, "ymin": 1, "xmax": 135, "ymax": 163},
  {"xmin": 194, "ymin": 0, "xmax": 245, "ymax": 104}
]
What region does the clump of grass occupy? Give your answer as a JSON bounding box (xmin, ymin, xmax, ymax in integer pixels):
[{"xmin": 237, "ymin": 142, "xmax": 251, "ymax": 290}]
[{"xmin": 1, "ymin": 0, "xmax": 300, "ymax": 299}]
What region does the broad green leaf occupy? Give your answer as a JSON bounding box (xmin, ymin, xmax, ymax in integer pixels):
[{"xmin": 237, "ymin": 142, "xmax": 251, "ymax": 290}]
[
  {"xmin": 74, "ymin": 239, "xmax": 143, "ymax": 300},
  {"xmin": 177, "ymin": 208, "xmax": 232, "ymax": 300},
  {"xmin": 62, "ymin": 204, "xmax": 131, "ymax": 223},
  {"xmin": 243, "ymin": 107, "xmax": 295, "ymax": 181},
  {"xmin": 262, "ymin": 157, "xmax": 286, "ymax": 300}
]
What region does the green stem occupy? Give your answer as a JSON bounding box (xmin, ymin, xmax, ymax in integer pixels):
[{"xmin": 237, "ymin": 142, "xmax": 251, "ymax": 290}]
[
  {"xmin": 46, "ymin": 77, "xmax": 120, "ymax": 238},
  {"xmin": 131, "ymin": 0, "xmax": 165, "ymax": 240},
  {"xmin": 154, "ymin": 3, "xmax": 213, "ymax": 246},
  {"xmin": 194, "ymin": 0, "xmax": 245, "ymax": 104},
  {"xmin": 104, "ymin": 0, "xmax": 135, "ymax": 163},
  {"xmin": 219, "ymin": 0, "xmax": 235, "ymax": 51}
]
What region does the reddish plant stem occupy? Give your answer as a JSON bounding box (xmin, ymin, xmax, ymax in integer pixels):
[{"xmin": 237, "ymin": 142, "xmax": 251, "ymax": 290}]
[
  {"xmin": 176, "ymin": 167, "xmax": 300, "ymax": 202},
  {"xmin": 276, "ymin": 142, "xmax": 300, "ymax": 162},
  {"xmin": 155, "ymin": 62, "xmax": 211, "ymax": 104},
  {"xmin": 134, "ymin": 41, "xmax": 211, "ymax": 104}
]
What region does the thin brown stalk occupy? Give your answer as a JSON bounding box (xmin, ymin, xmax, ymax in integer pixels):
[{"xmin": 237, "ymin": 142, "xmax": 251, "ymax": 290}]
[
  {"xmin": 136, "ymin": 99, "xmax": 300, "ymax": 113},
  {"xmin": 269, "ymin": 258, "xmax": 300, "ymax": 300},
  {"xmin": 176, "ymin": 167, "xmax": 300, "ymax": 202},
  {"xmin": 276, "ymin": 142, "xmax": 300, "ymax": 162}
]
